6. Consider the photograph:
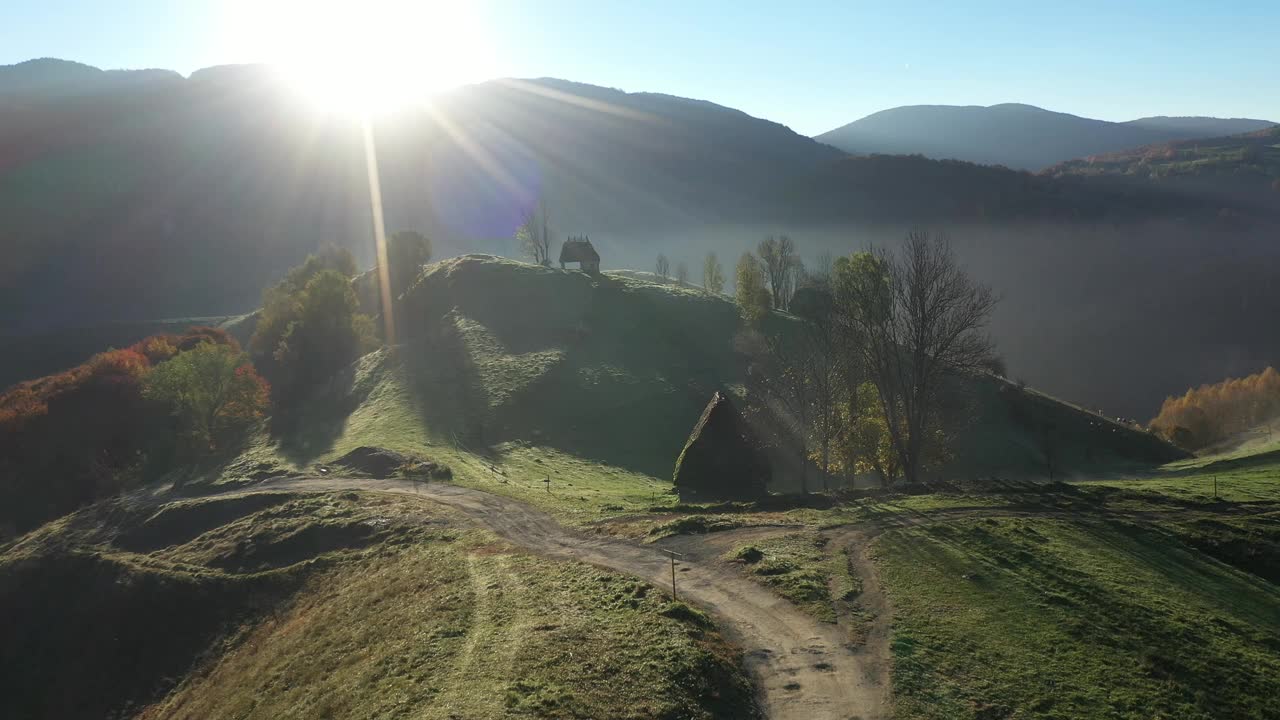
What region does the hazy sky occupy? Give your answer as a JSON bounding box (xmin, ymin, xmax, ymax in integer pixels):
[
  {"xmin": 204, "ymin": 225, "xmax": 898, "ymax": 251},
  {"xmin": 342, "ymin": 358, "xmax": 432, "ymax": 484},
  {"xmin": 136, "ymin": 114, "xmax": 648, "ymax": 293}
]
[{"xmin": 3, "ymin": 0, "xmax": 1277, "ymax": 135}]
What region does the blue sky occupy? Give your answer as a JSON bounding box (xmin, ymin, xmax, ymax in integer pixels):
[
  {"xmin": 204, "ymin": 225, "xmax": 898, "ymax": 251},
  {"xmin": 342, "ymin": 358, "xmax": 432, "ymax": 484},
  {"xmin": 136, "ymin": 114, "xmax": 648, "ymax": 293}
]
[{"xmin": 3, "ymin": 0, "xmax": 1277, "ymax": 135}]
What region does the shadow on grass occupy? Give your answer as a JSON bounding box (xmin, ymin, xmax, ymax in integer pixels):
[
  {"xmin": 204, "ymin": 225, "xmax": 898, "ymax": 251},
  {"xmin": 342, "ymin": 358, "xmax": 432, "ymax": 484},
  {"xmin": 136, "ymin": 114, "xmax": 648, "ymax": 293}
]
[
  {"xmin": 398, "ymin": 320, "xmax": 500, "ymax": 464},
  {"xmin": 271, "ymin": 362, "xmax": 359, "ymax": 467}
]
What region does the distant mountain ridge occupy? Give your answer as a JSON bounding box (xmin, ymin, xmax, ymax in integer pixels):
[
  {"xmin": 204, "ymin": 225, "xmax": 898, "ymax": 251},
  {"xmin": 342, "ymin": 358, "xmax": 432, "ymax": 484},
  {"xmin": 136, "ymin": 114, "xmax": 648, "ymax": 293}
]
[
  {"xmin": 4, "ymin": 58, "xmax": 1280, "ymax": 421},
  {"xmin": 1123, "ymin": 115, "xmax": 1277, "ymax": 136},
  {"xmin": 0, "ymin": 57, "xmax": 182, "ymax": 97},
  {"xmin": 816, "ymin": 103, "xmax": 1275, "ymax": 170},
  {"xmin": 0, "ymin": 59, "xmax": 845, "ymax": 334}
]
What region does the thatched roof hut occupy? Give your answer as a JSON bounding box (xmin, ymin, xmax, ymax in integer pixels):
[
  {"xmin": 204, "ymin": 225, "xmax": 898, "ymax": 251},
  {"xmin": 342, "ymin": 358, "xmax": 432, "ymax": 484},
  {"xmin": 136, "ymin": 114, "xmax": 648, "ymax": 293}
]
[{"xmin": 673, "ymin": 391, "xmax": 771, "ymax": 500}]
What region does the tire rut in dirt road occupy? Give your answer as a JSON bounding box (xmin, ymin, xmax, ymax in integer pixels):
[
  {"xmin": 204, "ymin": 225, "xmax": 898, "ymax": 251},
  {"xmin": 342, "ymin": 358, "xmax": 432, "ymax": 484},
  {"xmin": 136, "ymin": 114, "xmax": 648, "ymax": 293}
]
[{"xmin": 191, "ymin": 477, "xmax": 888, "ymax": 720}]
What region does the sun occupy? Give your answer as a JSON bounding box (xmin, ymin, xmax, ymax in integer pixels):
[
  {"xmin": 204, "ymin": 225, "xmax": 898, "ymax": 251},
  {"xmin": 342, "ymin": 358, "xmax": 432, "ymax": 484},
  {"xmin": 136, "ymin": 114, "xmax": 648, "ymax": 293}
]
[{"xmin": 224, "ymin": 0, "xmax": 497, "ymax": 116}]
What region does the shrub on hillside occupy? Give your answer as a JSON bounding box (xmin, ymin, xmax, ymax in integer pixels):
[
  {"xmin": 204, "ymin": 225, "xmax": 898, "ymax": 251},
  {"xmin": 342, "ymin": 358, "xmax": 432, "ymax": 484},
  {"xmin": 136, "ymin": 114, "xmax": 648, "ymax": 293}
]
[
  {"xmin": 0, "ymin": 327, "xmax": 240, "ymax": 535},
  {"xmin": 144, "ymin": 342, "xmax": 268, "ymax": 455},
  {"xmin": 251, "ymin": 251, "xmax": 378, "ymax": 407},
  {"xmin": 386, "ymin": 230, "xmax": 432, "ymax": 298}
]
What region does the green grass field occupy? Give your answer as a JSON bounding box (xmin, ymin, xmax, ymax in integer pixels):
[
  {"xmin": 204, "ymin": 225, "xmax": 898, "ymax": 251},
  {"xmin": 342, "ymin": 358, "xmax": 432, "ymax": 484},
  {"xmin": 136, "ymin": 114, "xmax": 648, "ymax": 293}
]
[
  {"xmin": 876, "ymin": 517, "xmax": 1280, "ymax": 720},
  {"xmin": 1085, "ymin": 450, "xmax": 1280, "ymax": 506},
  {"xmin": 1, "ymin": 491, "xmax": 758, "ymax": 720},
  {"xmin": 198, "ymin": 255, "xmax": 1187, "ymax": 528}
]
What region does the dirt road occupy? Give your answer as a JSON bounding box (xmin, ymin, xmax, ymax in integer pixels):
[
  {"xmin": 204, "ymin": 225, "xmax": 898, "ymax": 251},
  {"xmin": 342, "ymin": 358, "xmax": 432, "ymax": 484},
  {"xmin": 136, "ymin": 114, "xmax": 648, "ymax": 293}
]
[{"xmin": 194, "ymin": 477, "xmax": 890, "ymax": 720}]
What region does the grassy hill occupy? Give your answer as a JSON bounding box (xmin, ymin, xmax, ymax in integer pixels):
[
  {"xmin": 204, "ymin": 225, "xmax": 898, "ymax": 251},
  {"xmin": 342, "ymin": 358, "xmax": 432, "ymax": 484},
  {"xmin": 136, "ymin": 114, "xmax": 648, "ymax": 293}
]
[
  {"xmin": 878, "ymin": 515, "xmax": 1280, "ymax": 719},
  {"xmin": 216, "ymin": 255, "xmax": 1182, "ymax": 505},
  {"xmin": 0, "ymin": 490, "xmax": 757, "ymax": 720},
  {"xmin": 2, "ymin": 255, "xmax": 1275, "ymax": 720},
  {"xmin": 671, "ymin": 447, "xmax": 1280, "ymax": 719}
]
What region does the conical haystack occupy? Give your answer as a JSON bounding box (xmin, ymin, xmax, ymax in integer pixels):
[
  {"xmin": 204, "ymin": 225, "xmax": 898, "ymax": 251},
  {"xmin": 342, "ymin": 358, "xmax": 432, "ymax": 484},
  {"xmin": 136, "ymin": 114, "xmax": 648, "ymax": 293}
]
[{"xmin": 673, "ymin": 391, "xmax": 770, "ymax": 500}]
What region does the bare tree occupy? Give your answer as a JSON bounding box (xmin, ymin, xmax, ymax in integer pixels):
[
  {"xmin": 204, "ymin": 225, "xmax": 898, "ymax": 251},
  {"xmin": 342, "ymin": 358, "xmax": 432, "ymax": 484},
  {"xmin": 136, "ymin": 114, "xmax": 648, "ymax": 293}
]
[
  {"xmin": 835, "ymin": 232, "xmax": 997, "ymax": 485},
  {"xmin": 758, "ymin": 235, "xmax": 800, "ymax": 310},
  {"xmin": 656, "ymin": 253, "xmax": 671, "ymax": 280},
  {"xmin": 675, "ymin": 260, "xmax": 689, "ymax": 285},
  {"xmin": 702, "ymin": 252, "xmax": 725, "ymax": 294},
  {"xmin": 515, "ymin": 199, "xmax": 553, "ymax": 266}
]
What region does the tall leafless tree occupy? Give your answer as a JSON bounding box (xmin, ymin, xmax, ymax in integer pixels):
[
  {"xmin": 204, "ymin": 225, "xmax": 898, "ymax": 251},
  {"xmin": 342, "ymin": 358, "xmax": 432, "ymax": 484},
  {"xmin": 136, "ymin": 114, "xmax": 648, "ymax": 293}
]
[
  {"xmin": 675, "ymin": 260, "xmax": 689, "ymax": 285},
  {"xmin": 835, "ymin": 231, "xmax": 997, "ymax": 485},
  {"xmin": 516, "ymin": 199, "xmax": 552, "ymax": 266},
  {"xmin": 656, "ymin": 253, "xmax": 671, "ymax": 280}
]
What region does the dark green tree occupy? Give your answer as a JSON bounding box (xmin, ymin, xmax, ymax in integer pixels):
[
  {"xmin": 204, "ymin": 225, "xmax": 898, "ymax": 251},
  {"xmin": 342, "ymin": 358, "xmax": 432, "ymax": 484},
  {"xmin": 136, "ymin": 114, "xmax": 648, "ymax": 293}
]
[
  {"xmin": 386, "ymin": 230, "xmax": 432, "ymax": 298},
  {"xmin": 144, "ymin": 342, "xmax": 269, "ymax": 455}
]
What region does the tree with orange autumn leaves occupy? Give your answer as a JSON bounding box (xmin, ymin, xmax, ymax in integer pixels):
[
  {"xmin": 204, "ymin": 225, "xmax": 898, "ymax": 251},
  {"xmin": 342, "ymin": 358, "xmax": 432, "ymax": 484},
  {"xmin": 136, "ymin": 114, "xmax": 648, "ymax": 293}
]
[
  {"xmin": 1150, "ymin": 366, "xmax": 1280, "ymax": 450},
  {"xmin": 0, "ymin": 327, "xmax": 268, "ymax": 536}
]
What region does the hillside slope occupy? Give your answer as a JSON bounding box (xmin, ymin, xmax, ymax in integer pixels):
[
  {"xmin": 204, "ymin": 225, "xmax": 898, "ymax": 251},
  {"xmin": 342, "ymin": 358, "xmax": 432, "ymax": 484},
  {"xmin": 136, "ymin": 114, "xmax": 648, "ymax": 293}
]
[
  {"xmin": 261, "ymin": 256, "xmax": 1183, "ymax": 494},
  {"xmin": 1046, "ymin": 125, "xmax": 1280, "ymax": 204},
  {"xmin": 816, "ymin": 103, "xmax": 1274, "ymax": 170},
  {"xmin": 0, "ymin": 490, "xmax": 757, "ymax": 720}
]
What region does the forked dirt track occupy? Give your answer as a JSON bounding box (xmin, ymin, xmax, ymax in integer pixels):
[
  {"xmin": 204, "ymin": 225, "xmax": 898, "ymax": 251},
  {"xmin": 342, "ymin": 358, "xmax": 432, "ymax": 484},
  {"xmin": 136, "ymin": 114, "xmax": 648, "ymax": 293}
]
[{"xmin": 187, "ymin": 477, "xmax": 891, "ymax": 720}]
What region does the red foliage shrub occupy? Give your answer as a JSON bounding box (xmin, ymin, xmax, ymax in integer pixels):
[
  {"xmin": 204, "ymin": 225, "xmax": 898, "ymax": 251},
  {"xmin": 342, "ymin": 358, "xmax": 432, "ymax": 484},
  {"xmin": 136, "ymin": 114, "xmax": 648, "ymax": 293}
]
[
  {"xmin": 0, "ymin": 327, "xmax": 250, "ymax": 537},
  {"xmin": 174, "ymin": 325, "xmax": 239, "ymax": 352},
  {"xmin": 131, "ymin": 335, "xmax": 178, "ymax": 364},
  {"xmin": 224, "ymin": 364, "xmax": 271, "ymax": 423},
  {"xmin": 87, "ymin": 348, "xmax": 150, "ymax": 381}
]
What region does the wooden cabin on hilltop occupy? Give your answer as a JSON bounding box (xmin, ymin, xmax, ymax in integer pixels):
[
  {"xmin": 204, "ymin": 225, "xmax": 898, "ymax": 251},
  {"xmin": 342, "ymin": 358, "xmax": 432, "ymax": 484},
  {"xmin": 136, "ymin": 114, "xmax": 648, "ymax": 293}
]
[{"xmin": 559, "ymin": 236, "xmax": 600, "ymax": 274}]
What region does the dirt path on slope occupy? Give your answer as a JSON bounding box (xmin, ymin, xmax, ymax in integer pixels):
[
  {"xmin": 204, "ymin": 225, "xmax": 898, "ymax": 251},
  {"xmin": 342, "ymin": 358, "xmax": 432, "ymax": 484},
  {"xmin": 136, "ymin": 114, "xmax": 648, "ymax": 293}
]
[{"xmin": 184, "ymin": 477, "xmax": 890, "ymax": 720}]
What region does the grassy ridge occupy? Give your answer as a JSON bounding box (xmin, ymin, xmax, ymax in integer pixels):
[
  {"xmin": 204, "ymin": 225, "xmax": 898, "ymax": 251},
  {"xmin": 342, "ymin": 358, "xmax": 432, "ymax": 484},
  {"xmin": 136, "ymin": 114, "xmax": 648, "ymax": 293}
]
[
  {"xmin": 2, "ymin": 491, "xmax": 758, "ymax": 720},
  {"xmin": 221, "ymin": 255, "xmax": 1184, "ymax": 517}
]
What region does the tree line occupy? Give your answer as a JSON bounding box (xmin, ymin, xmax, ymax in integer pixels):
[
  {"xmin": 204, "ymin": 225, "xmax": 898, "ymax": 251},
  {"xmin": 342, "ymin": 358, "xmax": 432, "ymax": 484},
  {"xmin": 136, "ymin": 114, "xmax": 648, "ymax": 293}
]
[
  {"xmin": 514, "ymin": 218, "xmax": 998, "ymax": 490},
  {"xmin": 1150, "ymin": 366, "xmax": 1280, "ymax": 450},
  {"xmin": 736, "ymin": 231, "xmax": 998, "ymax": 489}
]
